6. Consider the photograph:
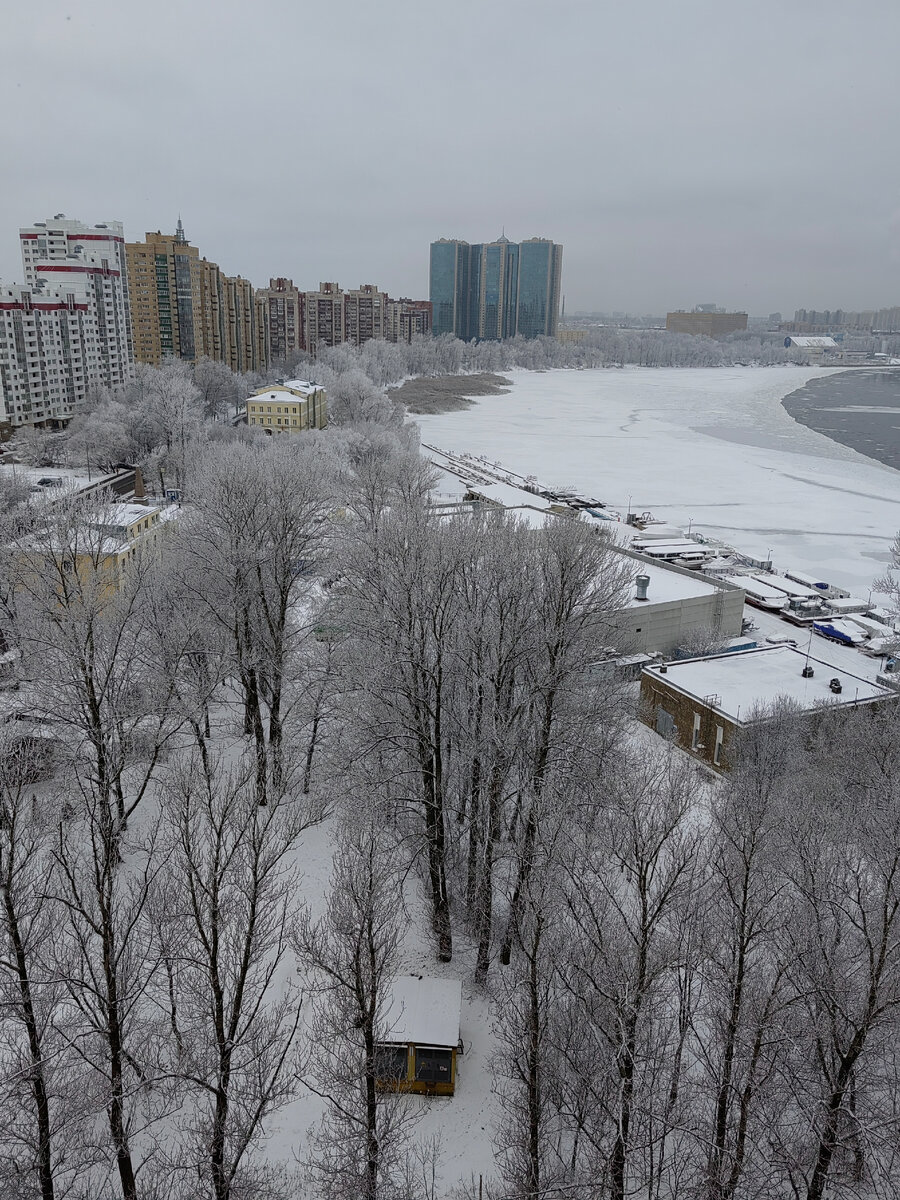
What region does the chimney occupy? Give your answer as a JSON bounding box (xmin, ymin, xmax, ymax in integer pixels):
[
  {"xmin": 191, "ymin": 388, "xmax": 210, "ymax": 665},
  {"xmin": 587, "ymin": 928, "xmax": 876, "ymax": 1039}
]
[{"xmin": 635, "ymin": 574, "xmax": 650, "ymax": 601}]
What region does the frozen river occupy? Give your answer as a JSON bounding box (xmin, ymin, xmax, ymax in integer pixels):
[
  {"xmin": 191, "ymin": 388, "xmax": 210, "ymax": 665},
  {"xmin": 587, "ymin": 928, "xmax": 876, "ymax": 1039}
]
[{"xmin": 413, "ymin": 366, "xmax": 900, "ymax": 597}]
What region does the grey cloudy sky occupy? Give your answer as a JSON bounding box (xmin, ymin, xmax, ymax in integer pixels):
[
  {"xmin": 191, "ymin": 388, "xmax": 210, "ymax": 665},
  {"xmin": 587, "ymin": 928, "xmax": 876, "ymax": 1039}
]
[{"xmin": 1, "ymin": 0, "xmax": 899, "ymax": 315}]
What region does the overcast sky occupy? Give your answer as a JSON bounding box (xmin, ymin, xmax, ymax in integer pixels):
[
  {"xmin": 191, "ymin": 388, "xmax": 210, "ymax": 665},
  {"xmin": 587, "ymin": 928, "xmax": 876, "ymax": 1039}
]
[{"xmin": 1, "ymin": 0, "xmax": 898, "ymax": 315}]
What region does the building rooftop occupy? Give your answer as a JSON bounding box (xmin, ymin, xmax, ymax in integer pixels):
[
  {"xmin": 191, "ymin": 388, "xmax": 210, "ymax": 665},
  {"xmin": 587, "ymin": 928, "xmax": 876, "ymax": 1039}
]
[
  {"xmin": 250, "ymin": 380, "xmax": 322, "ymax": 402},
  {"xmin": 381, "ymin": 976, "xmax": 462, "ymax": 1047},
  {"xmin": 624, "ymin": 556, "xmax": 724, "ymax": 608},
  {"xmin": 643, "ymin": 645, "xmax": 892, "ymax": 723},
  {"xmin": 467, "ymin": 481, "xmax": 553, "ymax": 510}
]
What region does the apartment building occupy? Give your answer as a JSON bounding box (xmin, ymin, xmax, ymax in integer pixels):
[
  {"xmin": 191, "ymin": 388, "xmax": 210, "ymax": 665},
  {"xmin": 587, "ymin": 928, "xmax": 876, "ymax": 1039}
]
[
  {"xmin": 126, "ymin": 221, "xmax": 263, "ymax": 372},
  {"xmin": 255, "ymin": 278, "xmax": 304, "ymax": 364},
  {"xmin": 386, "ymin": 297, "xmax": 433, "ymax": 343},
  {"xmin": 19, "ymin": 214, "xmax": 133, "ymax": 372},
  {"xmin": 0, "ymin": 215, "xmax": 136, "ymax": 428}
]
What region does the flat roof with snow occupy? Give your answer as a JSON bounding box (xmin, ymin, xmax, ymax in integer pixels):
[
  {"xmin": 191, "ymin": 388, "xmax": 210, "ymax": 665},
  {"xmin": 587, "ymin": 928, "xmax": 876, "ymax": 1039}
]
[
  {"xmin": 466, "ymin": 481, "xmax": 553, "ymax": 510},
  {"xmin": 624, "ymin": 556, "xmax": 724, "ymax": 607},
  {"xmin": 250, "ymin": 380, "xmax": 322, "ymax": 402},
  {"xmin": 643, "ymin": 645, "xmax": 892, "ymax": 722},
  {"xmin": 381, "ymin": 976, "xmax": 462, "ymax": 1047}
]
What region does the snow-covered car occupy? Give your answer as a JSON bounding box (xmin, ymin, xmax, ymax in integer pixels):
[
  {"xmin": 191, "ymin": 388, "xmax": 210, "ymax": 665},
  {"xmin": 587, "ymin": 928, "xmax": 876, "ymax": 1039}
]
[{"xmin": 765, "ymin": 634, "xmax": 798, "ymax": 647}]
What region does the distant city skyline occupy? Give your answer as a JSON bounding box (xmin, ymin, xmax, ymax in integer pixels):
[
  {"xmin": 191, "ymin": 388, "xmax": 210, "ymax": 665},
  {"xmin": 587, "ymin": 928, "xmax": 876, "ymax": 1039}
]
[
  {"xmin": 3, "ymin": 1, "xmax": 900, "ymax": 315},
  {"xmin": 3, "ymin": 207, "xmax": 898, "ymax": 319}
]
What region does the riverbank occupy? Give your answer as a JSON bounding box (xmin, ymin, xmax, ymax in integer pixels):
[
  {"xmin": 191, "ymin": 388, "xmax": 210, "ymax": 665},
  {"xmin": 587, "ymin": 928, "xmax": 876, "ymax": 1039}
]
[
  {"xmin": 412, "ymin": 365, "xmax": 900, "ymax": 596},
  {"xmin": 388, "ymin": 372, "xmax": 512, "ymax": 414}
]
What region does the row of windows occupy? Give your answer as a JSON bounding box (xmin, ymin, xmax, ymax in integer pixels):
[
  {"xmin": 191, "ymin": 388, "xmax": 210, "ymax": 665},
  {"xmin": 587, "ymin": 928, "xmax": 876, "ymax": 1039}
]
[{"xmin": 249, "ymin": 416, "xmax": 306, "ymax": 427}]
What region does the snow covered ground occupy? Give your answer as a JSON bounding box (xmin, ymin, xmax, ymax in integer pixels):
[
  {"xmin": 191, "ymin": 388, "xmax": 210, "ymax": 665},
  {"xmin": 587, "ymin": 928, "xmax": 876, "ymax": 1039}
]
[{"xmin": 414, "ymin": 366, "xmax": 900, "ymax": 598}]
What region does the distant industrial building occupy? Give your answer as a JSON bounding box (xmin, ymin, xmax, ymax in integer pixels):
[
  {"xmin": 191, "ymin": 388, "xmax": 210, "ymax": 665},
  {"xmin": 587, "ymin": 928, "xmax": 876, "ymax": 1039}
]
[
  {"xmin": 666, "ymin": 309, "xmax": 748, "ymax": 338},
  {"xmin": 430, "ymin": 235, "xmax": 562, "ymax": 341},
  {"xmin": 640, "ymin": 645, "xmax": 895, "ymax": 769},
  {"xmin": 783, "ymin": 335, "xmax": 837, "ymax": 361}
]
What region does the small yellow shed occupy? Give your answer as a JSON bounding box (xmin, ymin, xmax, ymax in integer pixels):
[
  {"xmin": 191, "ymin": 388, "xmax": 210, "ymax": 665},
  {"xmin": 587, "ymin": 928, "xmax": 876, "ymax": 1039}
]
[{"xmin": 375, "ymin": 975, "xmax": 462, "ymax": 1097}]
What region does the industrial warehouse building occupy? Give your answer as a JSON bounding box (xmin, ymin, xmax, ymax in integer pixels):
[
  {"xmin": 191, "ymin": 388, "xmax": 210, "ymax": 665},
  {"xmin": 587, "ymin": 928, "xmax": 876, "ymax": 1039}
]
[
  {"xmin": 639, "ymin": 645, "xmax": 895, "ymax": 769},
  {"xmin": 612, "ymin": 548, "xmax": 745, "ymax": 655}
]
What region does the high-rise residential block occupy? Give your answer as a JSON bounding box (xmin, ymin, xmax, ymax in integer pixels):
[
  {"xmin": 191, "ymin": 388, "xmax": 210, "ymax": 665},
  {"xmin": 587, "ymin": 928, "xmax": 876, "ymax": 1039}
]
[
  {"xmin": 429, "ymin": 235, "xmax": 562, "ymax": 341},
  {"xmin": 385, "ymin": 298, "xmax": 432, "ymax": 343},
  {"xmin": 0, "ymin": 215, "xmax": 136, "ymax": 428},
  {"xmin": 303, "ymin": 282, "xmax": 344, "ymax": 358},
  {"xmin": 255, "ymin": 278, "xmax": 304, "ymax": 364},
  {"xmin": 343, "ymin": 284, "xmax": 388, "ymax": 345},
  {"xmin": 20, "ymin": 214, "xmax": 134, "ymax": 391},
  {"xmin": 126, "ymin": 221, "xmax": 264, "ymax": 373}
]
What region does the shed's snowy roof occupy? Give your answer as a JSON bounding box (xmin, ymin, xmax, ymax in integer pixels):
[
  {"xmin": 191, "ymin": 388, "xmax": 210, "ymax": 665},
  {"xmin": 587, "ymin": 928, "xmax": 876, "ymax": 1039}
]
[
  {"xmin": 643, "ymin": 645, "xmax": 891, "ymax": 722},
  {"xmin": 381, "ymin": 976, "xmax": 462, "ymax": 1046}
]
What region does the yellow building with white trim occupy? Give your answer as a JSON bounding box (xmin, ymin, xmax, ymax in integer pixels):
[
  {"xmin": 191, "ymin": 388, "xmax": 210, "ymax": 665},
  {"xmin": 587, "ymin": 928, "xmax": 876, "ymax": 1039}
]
[{"xmin": 245, "ymin": 380, "xmax": 327, "ymax": 434}]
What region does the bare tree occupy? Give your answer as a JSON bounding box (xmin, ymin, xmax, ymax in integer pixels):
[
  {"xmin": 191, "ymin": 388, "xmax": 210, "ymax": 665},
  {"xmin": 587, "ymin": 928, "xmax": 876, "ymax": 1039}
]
[
  {"xmin": 151, "ymin": 749, "xmax": 312, "ymax": 1200},
  {"xmin": 175, "ymin": 438, "xmax": 339, "ymax": 805},
  {"xmin": 293, "ymin": 799, "xmax": 418, "ymax": 1200},
  {"xmin": 0, "ymin": 741, "xmax": 83, "ymax": 1200},
  {"xmin": 772, "ymin": 709, "xmax": 900, "ymax": 1200},
  {"xmin": 338, "ymin": 505, "xmax": 468, "ymax": 961},
  {"xmin": 557, "ymin": 746, "xmax": 701, "ymax": 1200}
]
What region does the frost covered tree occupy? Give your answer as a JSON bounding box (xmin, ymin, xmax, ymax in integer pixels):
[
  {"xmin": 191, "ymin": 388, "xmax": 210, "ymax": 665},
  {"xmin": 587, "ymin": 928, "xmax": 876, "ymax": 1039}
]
[
  {"xmin": 293, "ymin": 800, "xmax": 418, "ymax": 1200},
  {"xmin": 151, "ymin": 750, "xmax": 312, "ymax": 1200},
  {"xmin": 0, "ymin": 741, "xmax": 82, "ymax": 1200},
  {"xmin": 175, "ymin": 437, "xmax": 339, "ymax": 804}
]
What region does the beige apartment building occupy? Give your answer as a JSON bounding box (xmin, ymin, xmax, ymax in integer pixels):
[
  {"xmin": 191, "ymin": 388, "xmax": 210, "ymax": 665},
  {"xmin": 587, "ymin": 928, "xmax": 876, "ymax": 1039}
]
[
  {"xmin": 126, "ymin": 221, "xmax": 264, "ymax": 372},
  {"xmin": 245, "ymin": 380, "xmax": 327, "ymax": 433},
  {"xmin": 255, "ymin": 278, "xmax": 304, "ymax": 364}
]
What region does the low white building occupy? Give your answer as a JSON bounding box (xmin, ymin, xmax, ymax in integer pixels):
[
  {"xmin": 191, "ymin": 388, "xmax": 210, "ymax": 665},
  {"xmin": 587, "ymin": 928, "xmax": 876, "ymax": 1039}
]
[{"xmin": 613, "ymin": 548, "xmax": 745, "ymax": 654}]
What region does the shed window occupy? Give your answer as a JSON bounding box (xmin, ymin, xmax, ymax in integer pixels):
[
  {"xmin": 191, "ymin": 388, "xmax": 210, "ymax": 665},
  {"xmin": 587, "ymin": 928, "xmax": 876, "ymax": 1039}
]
[
  {"xmin": 713, "ymin": 725, "xmax": 724, "ymax": 765},
  {"xmin": 691, "ymin": 713, "xmax": 701, "ymax": 750},
  {"xmin": 415, "ymin": 1046, "xmax": 452, "ymax": 1083},
  {"xmin": 374, "ymin": 1044, "xmax": 408, "ymax": 1080}
]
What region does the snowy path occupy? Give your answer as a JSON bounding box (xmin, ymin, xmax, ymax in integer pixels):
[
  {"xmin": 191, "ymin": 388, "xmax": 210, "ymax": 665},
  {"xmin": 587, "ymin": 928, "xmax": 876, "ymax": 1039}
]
[{"xmin": 414, "ymin": 366, "xmax": 900, "ymax": 596}]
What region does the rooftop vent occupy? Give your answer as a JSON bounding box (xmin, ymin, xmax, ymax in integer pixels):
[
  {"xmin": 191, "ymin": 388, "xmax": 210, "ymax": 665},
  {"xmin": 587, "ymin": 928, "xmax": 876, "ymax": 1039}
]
[
  {"xmin": 635, "ymin": 574, "xmax": 650, "ymax": 601},
  {"xmin": 802, "ymin": 665, "xmax": 814, "ymax": 678},
  {"xmin": 829, "ymin": 677, "xmax": 842, "ymax": 694}
]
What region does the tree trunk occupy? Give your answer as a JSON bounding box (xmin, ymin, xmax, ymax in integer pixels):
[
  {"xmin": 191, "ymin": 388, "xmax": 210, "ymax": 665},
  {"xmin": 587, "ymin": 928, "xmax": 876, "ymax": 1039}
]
[{"xmin": 2, "ymin": 886, "xmax": 55, "ymax": 1200}]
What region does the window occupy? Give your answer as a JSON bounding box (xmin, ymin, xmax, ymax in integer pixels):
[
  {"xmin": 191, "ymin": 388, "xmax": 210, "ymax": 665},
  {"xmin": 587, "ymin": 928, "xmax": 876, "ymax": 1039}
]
[
  {"xmin": 691, "ymin": 713, "xmax": 701, "ymax": 750},
  {"xmin": 374, "ymin": 1044, "xmax": 408, "ymax": 1081},
  {"xmin": 655, "ymin": 707, "xmax": 675, "ymax": 739},
  {"xmin": 415, "ymin": 1047, "xmax": 452, "ymax": 1083},
  {"xmin": 713, "ymin": 726, "xmax": 724, "ymax": 766}
]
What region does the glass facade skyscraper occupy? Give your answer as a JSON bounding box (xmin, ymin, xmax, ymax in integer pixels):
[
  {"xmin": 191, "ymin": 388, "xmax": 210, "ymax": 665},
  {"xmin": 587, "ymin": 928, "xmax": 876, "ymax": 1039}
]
[{"xmin": 429, "ymin": 235, "xmax": 561, "ymax": 341}]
